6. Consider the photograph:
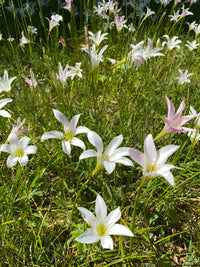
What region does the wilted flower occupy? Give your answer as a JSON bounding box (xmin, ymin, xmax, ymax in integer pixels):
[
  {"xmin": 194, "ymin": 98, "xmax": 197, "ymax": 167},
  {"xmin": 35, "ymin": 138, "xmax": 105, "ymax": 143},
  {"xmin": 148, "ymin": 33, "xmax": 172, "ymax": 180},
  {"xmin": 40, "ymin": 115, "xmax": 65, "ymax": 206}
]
[
  {"xmin": 0, "ymin": 70, "xmax": 16, "ymax": 93},
  {"xmin": 0, "ymin": 98, "xmax": 12, "ymax": 118},
  {"xmin": 10, "ymin": 118, "xmax": 27, "ymax": 137},
  {"xmin": 21, "ymin": 69, "xmax": 37, "ymax": 88},
  {"xmin": 80, "ymin": 131, "xmax": 133, "ymax": 175},
  {"xmin": 130, "ymin": 134, "xmax": 179, "ymax": 186},
  {"xmin": 0, "ymin": 133, "xmax": 37, "ymax": 168},
  {"xmin": 175, "ymin": 69, "xmax": 193, "ymax": 85},
  {"xmin": 75, "ymin": 194, "xmax": 133, "ymax": 250},
  {"xmin": 41, "ymin": 109, "xmax": 89, "ymax": 156}
]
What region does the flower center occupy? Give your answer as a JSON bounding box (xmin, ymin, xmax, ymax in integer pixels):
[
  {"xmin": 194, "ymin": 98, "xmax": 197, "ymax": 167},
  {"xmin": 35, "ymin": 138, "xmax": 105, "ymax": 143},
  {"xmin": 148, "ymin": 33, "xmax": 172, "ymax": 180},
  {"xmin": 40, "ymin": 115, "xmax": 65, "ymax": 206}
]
[
  {"xmin": 145, "ymin": 160, "xmax": 158, "ymax": 173},
  {"xmin": 65, "ymin": 130, "xmax": 73, "ymax": 142},
  {"xmin": 96, "ymin": 223, "xmax": 107, "ymax": 237},
  {"xmin": 14, "ymin": 147, "xmax": 24, "ymax": 157}
]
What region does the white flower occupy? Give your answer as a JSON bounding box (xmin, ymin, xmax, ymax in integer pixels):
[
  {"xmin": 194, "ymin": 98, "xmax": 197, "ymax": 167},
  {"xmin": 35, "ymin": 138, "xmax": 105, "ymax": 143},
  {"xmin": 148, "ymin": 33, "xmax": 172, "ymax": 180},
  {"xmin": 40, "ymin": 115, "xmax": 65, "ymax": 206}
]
[
  {"xmin": 46, "ymin": 14, "xmax": 63, "ymax": 32},
  {"xmin": 162, "ymin": 35, "xmax": 182, "ymax": 50},
  {"xmin": 180, "ymin": 5, "xmax": 193, "ymax": 18},
  {"xmin": 185, "ymin": 40, "xmax": 200, "ymax": 51},
  {"xmin": 67, "ymin": 63, "xmax": 83, "ymax": 80},
  {"xmin": 75, "ymin": 194, "xmax": 133, "ymax": 250},
  {"xmin": 115, "ymin": 15, "xmax": 127, "ymax": 32},
  {"xmin": 189, "ymin": 106, "xmax": 200, "ymax": 127},
  {"xmin": 28, "ymin": 25, "xmax": 38, "ymax": 35},
  {"xmin": 0, "ymin": 133, "xmax": 37, "ymax": 168},
  {"xmin": 129, "ymin": 134, "xmax": 179, "ymax": 186},
  {"xmin": 41, "ymin": 109, "xmax": 89, "ymax": 156},
  {"xmin": 176, "ymin": 69, "xmax": 193, "ymax": 85},
  {"xmin": 56, "ymin": 62, "xmax": 70, "ymax": 85},
  {"xmin": 80, "ymin": 131, "xmax": 133, "ymax": 175},
  {"xmin": 143, "ymin": 38, "xmax": 163, "ymax": 59},
  {"xmin": 144, "ymin": 7, "xmax": 155, "ymax": 19},
  {"xmin": 0, "ymin": 70, "xmax": 16, "ymax": 93},
  {"xmin": 0, "ymin": 98, "xmax": 12, "ymax": 118},
  {"xmin": 128, "ymin": 41, "xmax": 145, "ymax": 67},
  {"xmin": 88, "ymin": 30, "xmax": 108, "ymax": 48},
  {"xmin": 19, "ymin": 31, "xmax": 30, "ymax": 46},
  {"xmin": 188, "ymin": 106, "xmax": 200, "ymax": 142},
  {"xmin": 168, "ymin": 10, "xmax": 181, "ymax": 22}
]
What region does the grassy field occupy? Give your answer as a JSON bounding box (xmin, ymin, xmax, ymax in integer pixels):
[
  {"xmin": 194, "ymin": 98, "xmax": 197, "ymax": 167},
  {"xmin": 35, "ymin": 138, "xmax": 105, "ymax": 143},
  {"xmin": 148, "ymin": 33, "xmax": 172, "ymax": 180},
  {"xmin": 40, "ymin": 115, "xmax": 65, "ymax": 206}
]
[{"xmin": 0, "ymin": 0, "xmax": 200, "ymax": 266}]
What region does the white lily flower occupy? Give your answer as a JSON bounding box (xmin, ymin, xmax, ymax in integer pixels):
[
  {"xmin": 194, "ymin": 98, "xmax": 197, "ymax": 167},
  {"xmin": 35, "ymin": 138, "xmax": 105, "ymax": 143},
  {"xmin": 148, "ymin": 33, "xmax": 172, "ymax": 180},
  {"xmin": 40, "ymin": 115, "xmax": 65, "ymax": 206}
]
[
  {"xmin": 46, "ymin": 14, "xmax": 63, "ymax": 32},
  {"xmin": 129, "ymin": 134, "xmax": 179, "ymax": 186},
  {"xmin": 75, "ymin": 194, "xmax": 133, "ymax": 250},
  {"xmin": 41, "ymin": 109, "xmax": 89, "ymax": 156},
  {"xmin": 162, "ymin": 35, "xmax": 182, "ymax": 51},
  {"xmin": 143, "ymin": 38, "xmax": 163, "ymax": 59},
  {"xmin": 176, "ymin": 69, "xmax": 193, "ymax": 85},
  {"xmin": 88, "ymin": 30, "xmax": 108, "ymax": 48},
  {"xmin": 67, "ymin": 63, "xmax": 83, "ymax": 80},
  {"xmin": 0, "ymin": 133, "xmax": 37, "ymax": 168},
  {"xmin": 0, "ymin": 98, "xmax": 12, "ymax": 118},
  {"xmin": 56, "ymin": 62, "xmax": 70, "ymax": 85},
  {"xmin": 0, "ymin": 70, "xmax": 16, "ymax": 93},
  {"xmin": 185, "ymin": 40, "xmax": 200, "ymax": 51},
  {"xmin": 80, "ymin": 131, "xmax": 133, "ymax": 175},
  {"xmin": 188, "ymin": 106, "xmax": 200, "ymax": 142}
]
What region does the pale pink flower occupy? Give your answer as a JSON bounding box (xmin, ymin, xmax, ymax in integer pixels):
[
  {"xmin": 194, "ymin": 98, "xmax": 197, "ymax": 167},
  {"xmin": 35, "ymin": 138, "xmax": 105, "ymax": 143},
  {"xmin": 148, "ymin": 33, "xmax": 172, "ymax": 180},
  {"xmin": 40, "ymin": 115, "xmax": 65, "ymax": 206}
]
[{"xmin": 22, "ymin": 69, "xmax": 37, "ymax": 88}]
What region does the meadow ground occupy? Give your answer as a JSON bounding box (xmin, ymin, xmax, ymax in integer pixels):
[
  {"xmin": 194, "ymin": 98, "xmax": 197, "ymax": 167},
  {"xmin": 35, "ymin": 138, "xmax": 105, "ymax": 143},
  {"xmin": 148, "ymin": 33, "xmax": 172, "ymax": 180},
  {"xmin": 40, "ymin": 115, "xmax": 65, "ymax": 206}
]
[{"xmin": 0, "ymin": 0, "xmax": 200, "ymax": 266}]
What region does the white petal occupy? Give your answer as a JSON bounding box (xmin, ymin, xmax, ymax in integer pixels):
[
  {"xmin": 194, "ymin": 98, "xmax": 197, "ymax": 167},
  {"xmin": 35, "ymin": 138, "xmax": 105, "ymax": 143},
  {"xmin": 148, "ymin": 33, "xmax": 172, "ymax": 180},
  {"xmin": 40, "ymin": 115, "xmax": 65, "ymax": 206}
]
[
  {"xmin": 109, "ymin": 224, "xmax": 134, "ymax": 237},
  {"xmin": 8, "ymin": 133, "xmax": 19, "ymax": 143},
  {"xmin": 0, "ymin": 98, "xmax": 12, "ymax": 109},
  {"xmin": 88, "ymin": 131, "xmax": 103, "ymax": 152},
  {"xmin": 79, "ymin": 149, "xmax": 97, "ymax": 159},
  {"xmin": 114, "ymin": 157, "xmax": 134, "ymax": 167},
  {"xmin": 111, "ymin": 147, "xmax": 130, "ymax": 160},
  {"xmin": 41, "ymin": 131, "xmax": 63, "ymax": 141},
  {"xmin": 144, "ymin": 134, "xmax": 157, "ymax": 161},
  {"xmin": 75, "ymin": 126, "xmax": 90, "ymax": 135},
  {"xmin": 0, "ymin": 110, "xmax": 11, "ymax": 118},
  {"xmin": 7, "ymin": 156, "xmax": 18, "ymax": 168},
  {"xmin": 107, "ymin": 207, "xmax": 121, "ymax": 226},
  {"xmin": 19, "ymin": 136, "xmax": 31, "ymax": 149},
  {"xmin": 25, "ymin": 145, "xmax": 37, "ymax": 154},
  {"xmin": 129, "ymin": 148, "xmax": 145, "ymax": 167},
  {"xmin": 18, "ymin": 155, "xmax": 29, "ymax": 166},
  {"xmin": 75, "ymin": 229, "xmax": 100, "ymax": 244},
  {"xmin": 78, "ymin": 207, "xmax": 96, "ymax": 228},
  {"xmin": 104, "ymin": 135, "xmax": 123, "ymax": 157},
  {"xmin": 69, "ymin": 114, "xmax": 81, "ymax": 133},
  {"xmin": 0, "ymin": 144, "xmax": 11, "ymax": 153},
  {"xmin": 157, "ymin": 145, "xmax": 179, "ymax": 166},
  {"xmin": 103, "ymin": 161, "xmax": 116, "ymax": 174},
  {"xmin": 95, "ymin": 194, "xmax": 107, "ymax": 220},
  {"xmin": 71, "ymin": 137, "xmax": 85, "ymax": 150},
  {"xmin": 157, "ymin": 170, "xmax": 175, "ymax": 186},
  {"xmin": 62, "ymin": 140, "xmax": 71, "ymax": 156},
  {"xmin": 53, "ymin": 109, "xmax": 69, "ymax": 128},
  {"xmin": 101, "ymin": 236, "xmax": 113, "ymax": 250}
]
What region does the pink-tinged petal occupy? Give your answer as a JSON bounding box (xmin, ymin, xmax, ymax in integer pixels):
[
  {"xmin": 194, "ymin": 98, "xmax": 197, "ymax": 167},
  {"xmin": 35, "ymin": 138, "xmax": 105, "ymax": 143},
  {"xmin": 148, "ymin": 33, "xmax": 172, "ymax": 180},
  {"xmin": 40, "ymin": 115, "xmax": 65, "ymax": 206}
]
[
  {"xmin": 25, "ymin": 145, "xmax": 37, "ymax": 155},
  {"xmin": 114, "ymin": 157, "xmax": 134, "ymax": 167},
  {"xmin": 75, "ymin": 126, "xmax": 90, "ymax": 135},
  {"xmin": 108, "ymin": 224, "xmax": 134, "ymax": 236},
  {"xmin": 129, "ymin": 148, "xmax": 145, "ymax": 167},
  {"xmin": 101, "ymin": 236, "xmax": 113, "ymax": 250},
  {"xmin": 18, "ymin": 155, "xmax": 29, "ymax": 166},
  {"xmin": 165, "ymin": 95, "xmax": 175, "ymax": 119},
  {"xmin": 62, "ymin": 140, "xmax": 71, "ymax": 156},
  {"xmin": 41, "ymin": 131, "xmax": 63, "ymax": 141},
  {"xmin": 88, "ymin": 131, "xmax": 103, "ymax": 152},
  {"xmin": 69, "ymin": 114, "xmax": 81, "ymax": 133},
  {"xmin": 181, "ymin": 126, "xmax": 198, "ymax": 132},
  {"xmin": 79, "ymin": 149, "xmax": 97, "ymax": 159},
  {"xmin": 75, "ymin": 229, "xmax": 100, "ymax": 244},
  {"xmin": 107, "ymin": 207, "xmax": 121, "ymax": 226},
  {"xmin": 176, "ymin": 99, "xmax": 185, "ymax": 117},
  {"xmin": 157, "ymin": 170, "xmax": 175, "ymax": 186},
  {"xmin": 71, "ymin": 137, "xmax": 85, "ymax": 150},
  {"xmin": 0, "ymin": 110, "xmax": 11, "ymax": 118},
  {"xmin": 104, "ymin": 135, "xmax": 123, "ymax": 157},
  {"xmin": 144, "ymin": 134, "xmax": 157, "ymax": 162},
  {"xmin": 77, "ymin": 207, "xmax": 96, "ymax": 228},
  {"xmin": 53, "ymin": 109, "xmax": 69, "ymax": 128},
  {"xmin": 95, "ymin": 194, "xmax": 107, "ymax": 220},
  {"xmin": 7, "ymin": 155, "xmax": 18, "ymax": 168},
  {"xmin": 157, "ymin": 145, "xmax": 179, "ymax": 166},
  {"xmin": 103, "ymin": 160, "xmax": 116, "ymax": 174},
  {"xmin": 179, "ymin": 114, "xmax": 200, "ymax": 126}
]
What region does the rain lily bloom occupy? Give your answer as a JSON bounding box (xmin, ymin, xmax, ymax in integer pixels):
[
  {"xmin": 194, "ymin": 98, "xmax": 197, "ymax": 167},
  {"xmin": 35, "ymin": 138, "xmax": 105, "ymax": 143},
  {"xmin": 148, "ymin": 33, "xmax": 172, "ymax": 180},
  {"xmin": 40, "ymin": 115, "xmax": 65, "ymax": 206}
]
[
  {"xmin": 41, "ymin": 109, "xmax": 89, "ymax": 156},
  {"xmin": 188, "ymin": 106, "xmax": 200, "ymax": 142},
  {"xmin": 175, "ymin": 69, "xmax": 193, "ymax": 85},
  {"xmin": 67, "ymin": 63, "xmax": 83, "ymax": 80},
  {"xmin": 185, "ymin": 40, "xmax": 200, "ymax": 51},
  {"xmin": 21, "ymin": 69, "xmax": 37, "ymax": 88},
  {"xmin": 19, "ymin": 31, "xmax": 30, "ymax": 46},
  {"xmin": 0, "ymin": 133, "xmax": 37, "ymax": 168},
  {"xmin": 0, "ymin": 98, "xmax": 12, "ymax": 118},
  {"xmin": 56, "ymin": 62, "xmax": 70, "ymax": 85},
  {"xmin": 63, "ymin": 0, "xmax": 72, "ymax": 13},
  {"xmin": 168, "ymin": 10, "xmax": 181, "ymax": 22},
  {"xmin": 180, "ymin": 5, "xmax": 193, "ymax": 18},
  {"xmin": 129, "ymin": 134, "xmax": 179, "ymax": 186},
  {"xmin": 0, "ymin": 70, "xmax": 16, "ymax": 93},
  {"xmin": 46, "ymin": 14, "xmax": 63, "ymax": 32},
  {"xmin": 162, "ymin": 35, "xmax": 182, "ymax": 50},
  {"xmin": 143, "ymin": 38, "xmax": 163, "ymax": 59},
  {"xmin": 114, "ymin": 15, "xmax": 127, "ymax": 32},
  {"xmin": 154, "ymin": 96, "xmax": 200, "ymax": 140},
  {"xmin": 88, "ymin": 30, "xmax": 108, "ymax": 48},
  {"xmin": 144, "ymin": 7, "xmax": 155, "ymax": 19},
  {"xmin": 75, "ymin": 194, "xmax": 133, "ymax": 250},
  {"xmin": 28, "ymin": 25, "xmax": 38, "ymax": 35},
  {"xmin": 79, "ymin": 131, "xmax": 133, "ymax": 175}
]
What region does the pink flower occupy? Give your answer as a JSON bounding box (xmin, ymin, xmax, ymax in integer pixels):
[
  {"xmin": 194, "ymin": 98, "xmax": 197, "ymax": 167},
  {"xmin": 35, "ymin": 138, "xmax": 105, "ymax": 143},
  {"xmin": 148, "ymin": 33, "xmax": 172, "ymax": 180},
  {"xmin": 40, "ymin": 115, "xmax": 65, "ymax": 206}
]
[{"xmin": 22, "ymin": 69, "xmax": 37, "ymax": 88}]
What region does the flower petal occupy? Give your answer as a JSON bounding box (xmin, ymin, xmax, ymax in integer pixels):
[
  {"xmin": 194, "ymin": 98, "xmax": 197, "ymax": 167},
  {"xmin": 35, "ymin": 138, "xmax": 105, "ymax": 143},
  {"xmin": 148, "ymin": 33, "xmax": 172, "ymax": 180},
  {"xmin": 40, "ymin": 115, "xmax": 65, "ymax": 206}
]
[
  {"xmin": 129, "ymin": 148, "xmax": 145, "ymax": 167},
  {"xmin": 144, "ymin": 134, "xmax": 157, "ymax": 162},
  {"xmin": 114, "ymin": 157, "xmax": 134, "ymax": 167},
  {"xmin": 75, "ymin": 229, "xmax": 100, "ymax": 244},
  {"xmin": 165, "ymin": 95, "xmax": 175, "ymax": 119},
  {"xmin": 101, "ymin": 236, "xmax": 113, "ymax": 250},
  {"xmin": 0, "ymin": 98, "xmax": 12, "ymax": 109},
  {"xmin": 88, "ymin": 131, "xmax": 103, "ymax": 153},
  {"xmin": 25, "ymin": 145, "xmax": 38, "ymax": 155},
  {"xmin": 104, "ymin": 135, "xmax": 123, "ymax": 157},
  {"xmin": 0, "ymin": 110, "xmax": 11, "ymax": 118},
  {"xmin": 18, "ymin": 155, "xmax": 29, "ymax": 166},
  {"xmin": 103, "ymin": 160, "xmax": 116, "ymax": 174},
  {"xmin": 79, "ymin": 149, "xmax": 97, "ymax": 159},
  {"xmin": 71, "ymin": 137, "xmax": 85, "ymax": 150},
  {"xmin": 75, "ymin": 126, "xmax": 90, "ymax": 135},
  {"xmin": 53, "ymin": 109, "xmax": 69, "ymax": 128},
  {"xmin": 109, "ymin": 224, "xmax": 134, "ymax": 237},
  {"xmin": 41, "ymin": 131, "xmax": 63, "ymax": 141},
  {"xmin": 95, "ymin": 194, "xmax": 107, "ymax": 220},
  {"xmin": 107, "ymin": 207, "xmax": 121, "ymax": 226},
  {"xmin": 69, "ymin": 114, "xmax": 81, "ymax": 133},
  {"xmin": 7, "ymin": 155, "xmax": 18, "ymax": 168},
  {"xmin": 157, "ymin": 145, "xmax": 179, "ymax": 166},
  {"xmin": 62, "ymin": 140, "xmax": 71, "ymax": 156},
  {"xmin": 77, "ymin": 207, "xmax": 96, "ymax": 228}
]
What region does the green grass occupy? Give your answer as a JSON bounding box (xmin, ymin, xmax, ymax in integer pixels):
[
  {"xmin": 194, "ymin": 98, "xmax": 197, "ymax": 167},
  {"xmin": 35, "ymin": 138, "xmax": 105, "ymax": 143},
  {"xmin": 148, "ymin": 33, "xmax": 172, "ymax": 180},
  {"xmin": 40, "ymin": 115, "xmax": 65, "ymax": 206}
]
[{"xmin": 0, "ymin": 0, "xmax": 200, "ymax": 266}]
